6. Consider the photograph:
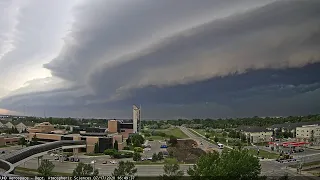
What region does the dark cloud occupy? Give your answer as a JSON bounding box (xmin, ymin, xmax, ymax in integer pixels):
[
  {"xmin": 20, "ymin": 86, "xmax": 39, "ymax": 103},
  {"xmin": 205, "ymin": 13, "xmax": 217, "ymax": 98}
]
[{"xmin": 1, "ymin": 0, "xmax": 320, "ymax": 119}]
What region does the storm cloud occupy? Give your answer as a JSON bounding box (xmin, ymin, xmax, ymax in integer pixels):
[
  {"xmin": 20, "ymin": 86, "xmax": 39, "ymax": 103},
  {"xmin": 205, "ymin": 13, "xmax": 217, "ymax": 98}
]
[{"xmin": 1, "ymin": 0, "xmax": 320, "ymax": 119}]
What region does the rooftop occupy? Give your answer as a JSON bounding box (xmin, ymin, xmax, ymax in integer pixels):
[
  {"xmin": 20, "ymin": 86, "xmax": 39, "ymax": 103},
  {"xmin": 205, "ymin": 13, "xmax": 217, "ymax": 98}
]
[{"xmin": 237, "ymin": 126, "xmax": 271, "ymax": 132}]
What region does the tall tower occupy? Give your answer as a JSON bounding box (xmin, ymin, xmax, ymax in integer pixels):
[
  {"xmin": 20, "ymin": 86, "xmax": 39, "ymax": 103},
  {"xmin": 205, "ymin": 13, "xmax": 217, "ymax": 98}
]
[{"xmin": 132, "ymin": 105, "xmax": 141, "ymax": 133}]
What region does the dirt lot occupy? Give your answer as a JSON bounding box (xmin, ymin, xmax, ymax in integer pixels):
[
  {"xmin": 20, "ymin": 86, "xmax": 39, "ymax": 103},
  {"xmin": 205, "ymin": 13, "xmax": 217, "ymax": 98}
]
[{"xmin": 168, "ymin": 139, "xmax": 206, "ymax": 163}]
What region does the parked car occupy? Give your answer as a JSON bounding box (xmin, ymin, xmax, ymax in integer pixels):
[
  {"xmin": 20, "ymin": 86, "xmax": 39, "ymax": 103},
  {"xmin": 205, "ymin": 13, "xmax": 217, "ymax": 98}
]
[
  {"xmin": 102, "ymin": 161, "xmax": 108, "ymax": 164},
  {"xmin": 1, "ymin": 151, "xmax": 5, "ymax": 154},
  {"xmin": 64, "ymin": 157, "xmax": 69, "ymax": 161},
  {"xmin": 160, "ymin": 145, "xmax": 168, "ymax": 148},
  {"xmin": 54, "ymin": 156, "xmax": 59, "ymax": 160}
]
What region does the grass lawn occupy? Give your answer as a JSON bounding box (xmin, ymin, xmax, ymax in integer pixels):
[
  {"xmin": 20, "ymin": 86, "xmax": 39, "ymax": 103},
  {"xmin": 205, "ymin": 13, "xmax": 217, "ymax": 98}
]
[
  {"xmin": 16, "ymin": 167, "xmax": 72, "ymax": 176},
  {"xmin": 165, "ymin": 127, "xmax": 188, "ymax": 139},
  {"xmin": 84, "ymin": 153, "xmax": 105, "ymax": 156},
  {"xmin": 247, "ymin": 149, "xmax": 279, "ymax": 159},
  {"xmin": 153, "ymin": 127, "xmax": 188, "ymax": 139}
]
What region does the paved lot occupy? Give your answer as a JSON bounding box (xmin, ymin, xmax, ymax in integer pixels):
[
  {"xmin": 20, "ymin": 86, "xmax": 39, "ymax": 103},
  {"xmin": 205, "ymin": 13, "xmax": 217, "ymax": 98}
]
[
  {"xmin": 0, "ymin": 145, "xmax": 24, "ymax": 158},
  {"xmin": 143, "ymin": 140, "xmax": 167, "ymax": 158}
]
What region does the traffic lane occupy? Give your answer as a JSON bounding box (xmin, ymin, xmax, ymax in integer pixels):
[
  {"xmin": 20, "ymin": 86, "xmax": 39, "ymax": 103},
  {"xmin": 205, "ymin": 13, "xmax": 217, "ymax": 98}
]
[
  {"xmin": 19, "ymin": 159, "xmax": 193, "ymax": 176},
  {"xmin": 179, "ymin": 127, "xmax": 222, "ymax": 152}
]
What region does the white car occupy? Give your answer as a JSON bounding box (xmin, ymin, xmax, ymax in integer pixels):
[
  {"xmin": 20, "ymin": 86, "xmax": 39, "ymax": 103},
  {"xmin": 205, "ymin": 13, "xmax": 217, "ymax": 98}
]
[{"xmin": 110, "ymin": 160, "xmax": 117, "ymax": 164}]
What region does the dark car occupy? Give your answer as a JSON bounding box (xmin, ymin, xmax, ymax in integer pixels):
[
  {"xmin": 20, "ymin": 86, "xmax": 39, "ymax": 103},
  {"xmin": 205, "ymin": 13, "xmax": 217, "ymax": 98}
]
[
  {"xmin": 298, "ymin": 149, "xmax": 304, "ymax": 152},
  {"xmin": 64, "ymin": 157, "xmax": 69, "ymax": 161},
  {"xmin": 102, "ymin": 161, "xmax": 108, "ymax": 164},
  {"xmin": 1, "ymin": 151, "xmax": 5, "ymax": 154}
]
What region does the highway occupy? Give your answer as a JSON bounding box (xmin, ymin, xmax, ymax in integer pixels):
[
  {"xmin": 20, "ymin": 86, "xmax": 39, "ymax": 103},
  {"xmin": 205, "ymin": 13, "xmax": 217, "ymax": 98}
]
[
  {"xmin": 178, "ymin": 126, "xmax": 222, "ymax": 152},
  {"xmin": 18, "ymin": 159, "xmax": 193, "ymax": 176}
]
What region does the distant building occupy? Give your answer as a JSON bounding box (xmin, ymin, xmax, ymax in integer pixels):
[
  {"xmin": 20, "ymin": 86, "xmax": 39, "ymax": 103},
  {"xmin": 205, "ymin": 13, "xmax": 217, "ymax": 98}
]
[
  {"xmin": 296, "ymin": 124, "xmax": 320, "ymax": 145},
  {"xmin": 237, "ymin": 126, "xmax": 273, "ymax": 143},
  {"xmin": 28, "ymin": 122, "xmax": 55, "ymax": 133},
  {"xmin": 133, "ymin": 105, "xmax": 141, "ymax": 133},
  {"xmin": 5, "ymin": 122, "xmax": 14, "ymax": 129},
  {"xmin": 15, "ymin": 122, "xmax": 27, "ymax": 133}
]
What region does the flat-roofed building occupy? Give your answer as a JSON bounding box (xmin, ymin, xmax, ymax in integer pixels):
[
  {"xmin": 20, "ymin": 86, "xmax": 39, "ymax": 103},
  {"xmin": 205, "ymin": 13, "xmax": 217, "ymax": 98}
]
[
  {"xmin": 28, "ymin": 122, "xmax": 55, "ymax": 133},
  {"xmin": 237, "ymin": 126, "xmax": 273, "ymax": 143},
  {"xmin": 28, "ymin": 132, "xmax": 117, "ymax": 153},
  {"xmin": 296, "ymin": 124, "xmax": 320, "ymax": 145},
  {"xmin": 108, "ymin": 120, "xmax": 119, "ymax": 133}
]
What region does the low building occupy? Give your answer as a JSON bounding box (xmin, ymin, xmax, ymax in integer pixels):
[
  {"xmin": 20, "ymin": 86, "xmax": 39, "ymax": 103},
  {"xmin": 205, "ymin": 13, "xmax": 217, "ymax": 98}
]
[
  {"xmin": 28, "ymin": 122, "xmax": 55, "ymax": 133},
  {"xmin": 0, "ymin": 136, "xmax": 20, "ymax": 146},
  {"xmin": 15, "ymin": 122, "xmax": 27, "ymax": 133},
  {"xmin": 28, "ymin": 132, "xmax": 122, "ymax": 153},
  {"xmin": 237, "ymin": 126, "xmax": 273, "ymax": 143},
  {"xmin": 5, "ymin": 122, "xmax": 14, "ymax": 129},
  {"xmin": 296, "ymin": 124, "xmax": 320, "ymax": 145}
]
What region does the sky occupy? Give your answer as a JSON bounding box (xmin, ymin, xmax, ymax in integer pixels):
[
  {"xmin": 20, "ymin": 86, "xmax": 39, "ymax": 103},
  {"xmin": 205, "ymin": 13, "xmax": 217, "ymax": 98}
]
[{"xmin": 0, "ymin": 0, "xmax": 320, "ymax": 119}]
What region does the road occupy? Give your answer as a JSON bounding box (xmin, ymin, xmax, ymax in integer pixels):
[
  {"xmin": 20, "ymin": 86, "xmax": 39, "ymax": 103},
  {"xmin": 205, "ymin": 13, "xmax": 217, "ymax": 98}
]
[
  {"xmin": 178, "ymin": 126, "xmax": 222, "ymax": 152},
  {"xmin": 19, "ymin": 157, "xmax": 193, "ymax": 176}
]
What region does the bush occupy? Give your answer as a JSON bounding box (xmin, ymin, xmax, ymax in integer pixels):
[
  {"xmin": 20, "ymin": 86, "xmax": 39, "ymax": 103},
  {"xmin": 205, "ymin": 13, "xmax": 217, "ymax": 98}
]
[
  {"xmin": 123, "ymin": 152, "xmax": 133, "ymax": 158},
  {"xmin": 133, "ymin": 152, "xmax": 141, "ymax": 161},
  {"xmin": 168, "ymin": 136, "xmax": 178, "ymax": 146},
  {"xmin": 112, "ymin": 151, "xmax": 122, "ymax": 159},
  {"xmin": 152, "ymin": 153, "xmax": 158, "ymax": 162},
  {"xmin": 134, "ymin": 147, "xmax": 143, "ymax": 153},
  {"xmin": 104, "ymin": 149, "xmax": 116, "ymax": 155},
  {"xmin": 123, "ymin": 146, "xmax": 130, "ymax": 150}
]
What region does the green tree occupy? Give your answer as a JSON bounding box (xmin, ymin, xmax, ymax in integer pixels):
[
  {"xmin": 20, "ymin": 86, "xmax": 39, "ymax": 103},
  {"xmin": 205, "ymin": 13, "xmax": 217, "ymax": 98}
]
[
  {"xmin": 152, "ymin": 153, "xmax": 158, "ymax": 162},
  {"xmin": 104, "ymin": 149, "xmax": 116, "ymax": 155},
  {"xmin": 38, "ymin": 159, "xmax": 55, "ymax": 176},
  {"xmin": 310, "ymin": 130, "xmax": 315, "ymax": 142},
  {"xmin": 160, "ymin": 158, "xmax": 184, "ymax": 180},
  {"xmin": 214, "ymin": 136, "xmax": 219, "ymax": 142},
  {"xmin": 133, "ymin": 139, "xmax": 142, "ymax": 147},
  {"xmin": 18, "ymin": 137, "xmax": 26, "ymax": 147},
  {"xmin": 222, "ymin": 132, "xmax": 227, "ymax": 137},
  {"xmin": 133, "ymin": 152, "xmax": 141, "ymax": 161},
  {"xmin": 157, "ymin": 151, "xmax": 164, "ymax": 160},
  {"xmin": 169, "ymin": 136, "xmax": 178, "ymax": 146},
  {"xmin": 94, "ymin": 143, "xmax": 99, "ymax": 153},
  {"xmin": 112, "ymin": 161, "xmax": 137, "ymax": 176},
  {"xmin": 188, "ymin": 149, "xmax": 261, "ymax": 179},
  {"xmin": 134, "ymin": 147, "xmax": 143, "ymax": 153},
  {"xmin": 114, "ymin": 140, "xmax": 119, "ymax": 150},
  {"xmin": 72, "ymin": 162, "xmax": 99, "ymax": 176}
]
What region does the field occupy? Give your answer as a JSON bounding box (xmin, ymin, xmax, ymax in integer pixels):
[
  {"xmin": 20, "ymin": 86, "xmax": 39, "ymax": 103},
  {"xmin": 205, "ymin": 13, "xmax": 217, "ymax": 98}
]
[
  {"xmin": 247, "ymin": 148, "xmax": 279, "ymax": 159},
  {"xmin": 15, "ymin": 167, "xmax": 72, "ymax": 176},
  {"xmin": 146, "ymin": 127, "xmax": 188, "ymax": 140}
]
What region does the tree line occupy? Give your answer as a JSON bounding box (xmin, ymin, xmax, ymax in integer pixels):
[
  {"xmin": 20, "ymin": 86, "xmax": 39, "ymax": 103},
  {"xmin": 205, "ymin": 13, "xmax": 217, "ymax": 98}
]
[{"xmin": 142, "ymin": 114, "xmax": 320, "ymax": 129}]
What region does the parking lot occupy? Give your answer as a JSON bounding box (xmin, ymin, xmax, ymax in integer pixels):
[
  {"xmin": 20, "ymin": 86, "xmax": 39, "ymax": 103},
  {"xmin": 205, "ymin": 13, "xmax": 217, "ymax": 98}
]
[{"xmin": 143, "ymin": 140, "xmax": 167, "ymax": 159}]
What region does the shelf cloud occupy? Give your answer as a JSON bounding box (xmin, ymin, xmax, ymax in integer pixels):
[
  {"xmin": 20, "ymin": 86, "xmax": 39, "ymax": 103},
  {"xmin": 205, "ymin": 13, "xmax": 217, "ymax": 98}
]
[{"xmin": 1, "ymin": 0, "xmax": 320, "ymax": 118}]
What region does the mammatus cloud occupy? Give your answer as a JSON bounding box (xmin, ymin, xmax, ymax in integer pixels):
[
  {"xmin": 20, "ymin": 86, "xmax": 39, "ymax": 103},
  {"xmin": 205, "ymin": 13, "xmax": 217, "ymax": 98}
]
[{"xmin": 1, "ymin": 0, "xmax": 320, "ymax": 118}]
